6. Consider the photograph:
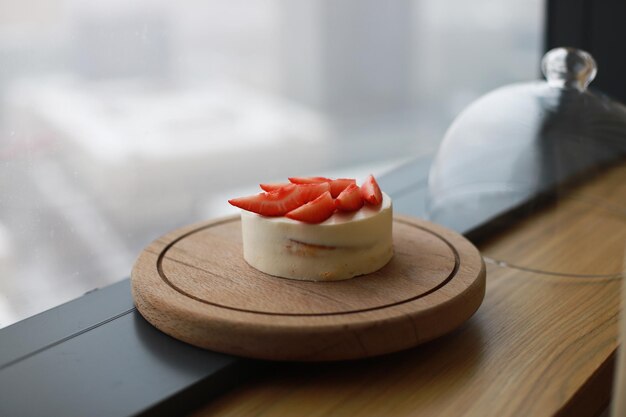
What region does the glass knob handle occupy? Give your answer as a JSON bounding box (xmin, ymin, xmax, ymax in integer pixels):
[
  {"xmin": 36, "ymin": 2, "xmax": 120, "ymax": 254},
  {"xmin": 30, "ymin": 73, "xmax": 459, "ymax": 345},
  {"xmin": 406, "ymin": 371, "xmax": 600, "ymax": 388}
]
[{"xmin": 541, "ymin": 47, "xmax": 597, "ymax": 91}]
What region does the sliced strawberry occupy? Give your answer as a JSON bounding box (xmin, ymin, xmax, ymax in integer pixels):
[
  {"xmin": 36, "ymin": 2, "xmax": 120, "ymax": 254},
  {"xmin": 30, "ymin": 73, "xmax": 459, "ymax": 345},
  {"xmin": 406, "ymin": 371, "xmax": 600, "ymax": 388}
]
[
  {"xmin": 288, "ymin": 176, "xmax": 331, "ymax": 185},
  {"xmin": 297, "ymin": 182, "xmax": 330, "ymax": 203},
  {"xmin": 329, "ymin": 178, "xmax": 356, "ymax": 198},
  {"xmin": 360, "ymin": 174, "xmax": 383, "ymax": 206},
  {"xmin": 335, "ymin": 183, "xmax": 364, "ymax": 211},
  {"xmin": 286, "ymin": 191, "xmax": 335, "ymax": 223},
  {"xmin": 259, "ymin": 182, "xmax": 291, "ymax": 192},
  {"xmin": 229, "ymin": 183, "xmax": 330, "ymax": 216},
  {"xmin": 229, "ymin": 184, "xmax": 303, "ymax": 216}
]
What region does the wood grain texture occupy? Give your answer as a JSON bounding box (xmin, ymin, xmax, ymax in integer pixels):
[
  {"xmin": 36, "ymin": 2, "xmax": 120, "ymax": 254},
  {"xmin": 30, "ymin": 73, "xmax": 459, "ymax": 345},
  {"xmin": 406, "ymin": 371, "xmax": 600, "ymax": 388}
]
[
  {"xmin": 131, "ymin": 216, "xmax": 485, "ymax": 361},
  {"xmin": 190, "ymin": 163, "xmax": 626, "ymax": 417}
]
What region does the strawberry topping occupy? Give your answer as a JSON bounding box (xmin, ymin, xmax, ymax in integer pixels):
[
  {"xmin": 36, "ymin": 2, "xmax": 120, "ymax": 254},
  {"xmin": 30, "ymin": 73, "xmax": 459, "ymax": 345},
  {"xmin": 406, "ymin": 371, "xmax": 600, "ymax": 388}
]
[
  {"xmin": 288, "ymin": 176, "xmax": 331, "ymax": 185},
  {"xmin": 285, "ymin": 191, "xmax": 336, "ymax": 223},
  {"xmin": 360, "ymin": 174, "xmax": 383, "ymax": 206},
  {"xmin": 229, "ymin": 174, "xmax": 384, "ymax": 221},
  {"xmin": 228, "ymin": 185, "xmax": 301, "ymax": 216},
  {"xmin": 335, "ymin": 183, "xmax": 364, "ymax": 211},
  {"xmin": 329, "ymin": 178, "xmax": 356, "ymax": 198},
  {"xmin": 259, "ymin": 182, "xmax": 291, "ymax": 192},
  {"xmin": 288, "ymin": 177, "xmax": 356, "ymax": 198},
  {"xmin": 229, "ymin": 183, "xmax": 330, "ymax": 217},
  {"xmin": 297, "ymin": 182, "xmax": 331, "ymax": 203}
]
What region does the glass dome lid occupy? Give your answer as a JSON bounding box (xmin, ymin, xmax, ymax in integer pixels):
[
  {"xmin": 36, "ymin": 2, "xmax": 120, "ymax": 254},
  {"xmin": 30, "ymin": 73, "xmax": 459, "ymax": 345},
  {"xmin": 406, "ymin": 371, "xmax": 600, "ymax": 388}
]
[
  {"xmin": 427, "ymin": 47, "xmax": 626, "ymax": 280},
  {"xmin": 428, "ymin": 47, "xmax": 626, "ymax": 234}
]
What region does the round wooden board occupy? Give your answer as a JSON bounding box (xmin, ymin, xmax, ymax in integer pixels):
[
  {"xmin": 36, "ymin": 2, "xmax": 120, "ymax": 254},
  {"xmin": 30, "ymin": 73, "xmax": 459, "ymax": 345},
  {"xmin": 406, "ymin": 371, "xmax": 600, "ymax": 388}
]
[{"xmin": 131, "ymin": 215, "xmax": 486, "ymax": 361}]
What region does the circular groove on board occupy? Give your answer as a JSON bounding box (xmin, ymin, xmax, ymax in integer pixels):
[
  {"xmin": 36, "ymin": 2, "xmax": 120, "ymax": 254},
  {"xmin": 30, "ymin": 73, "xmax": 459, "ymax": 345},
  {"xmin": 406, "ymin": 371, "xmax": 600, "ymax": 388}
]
[
  {"xmin": 131, "ymin": 215, "xmax": 486, "ymax": 361},
  {"xmin": 155, "ymin": 218, "xmax": 460, "ymax": 316}
]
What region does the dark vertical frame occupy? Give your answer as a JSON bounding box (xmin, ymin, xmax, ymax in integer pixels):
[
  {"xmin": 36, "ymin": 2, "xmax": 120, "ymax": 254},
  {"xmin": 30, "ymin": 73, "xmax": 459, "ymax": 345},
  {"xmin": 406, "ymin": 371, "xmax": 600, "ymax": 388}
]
[{"xmin": 546, "ymin": 0, "xmax": 626, "ymax": 103}]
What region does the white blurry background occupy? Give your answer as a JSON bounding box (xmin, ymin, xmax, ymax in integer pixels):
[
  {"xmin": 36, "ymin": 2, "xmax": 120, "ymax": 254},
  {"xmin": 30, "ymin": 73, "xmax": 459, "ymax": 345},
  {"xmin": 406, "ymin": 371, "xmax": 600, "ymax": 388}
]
[{"xmin": 0, "ymin": 0, "xmax": 543, "ymax": 327}]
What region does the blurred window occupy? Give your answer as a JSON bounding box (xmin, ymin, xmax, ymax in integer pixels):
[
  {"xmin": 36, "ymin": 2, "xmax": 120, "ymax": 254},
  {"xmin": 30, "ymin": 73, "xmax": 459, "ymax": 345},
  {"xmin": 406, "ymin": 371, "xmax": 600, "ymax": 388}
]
[{"xmin": 0, "ymin": 0, "xmax": 543, "ymax": 327}]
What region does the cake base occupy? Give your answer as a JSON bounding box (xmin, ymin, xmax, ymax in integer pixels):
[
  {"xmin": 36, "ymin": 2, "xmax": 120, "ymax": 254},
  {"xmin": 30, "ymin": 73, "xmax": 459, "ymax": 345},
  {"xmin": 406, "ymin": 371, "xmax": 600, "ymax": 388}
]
[{"xmin": 131, "ymin": 214, "xmax": 486, "ymax": 361}]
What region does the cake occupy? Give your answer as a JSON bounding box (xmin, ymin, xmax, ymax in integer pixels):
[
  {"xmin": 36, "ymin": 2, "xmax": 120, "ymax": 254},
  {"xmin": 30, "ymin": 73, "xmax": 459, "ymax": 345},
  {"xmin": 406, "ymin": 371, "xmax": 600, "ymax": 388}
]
[{"xmin": 229, "ymin": 175, "xmax": 393, "ymax": 281}]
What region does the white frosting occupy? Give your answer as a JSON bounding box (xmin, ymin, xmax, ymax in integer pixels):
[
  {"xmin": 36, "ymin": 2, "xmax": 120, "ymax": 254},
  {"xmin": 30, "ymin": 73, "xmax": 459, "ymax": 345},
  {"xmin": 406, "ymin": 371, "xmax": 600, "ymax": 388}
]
[{"xmin": 240, "ymin": 193, "xmax": 393, "ymax": 281}]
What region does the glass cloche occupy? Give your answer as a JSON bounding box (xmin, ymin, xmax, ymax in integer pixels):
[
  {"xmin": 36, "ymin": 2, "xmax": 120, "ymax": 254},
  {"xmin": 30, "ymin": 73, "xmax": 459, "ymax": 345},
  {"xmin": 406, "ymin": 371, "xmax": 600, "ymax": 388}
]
[{"xmin": 427, "ymin": 47, "xmax": 626, "ymax": 279}]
